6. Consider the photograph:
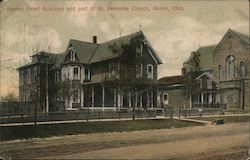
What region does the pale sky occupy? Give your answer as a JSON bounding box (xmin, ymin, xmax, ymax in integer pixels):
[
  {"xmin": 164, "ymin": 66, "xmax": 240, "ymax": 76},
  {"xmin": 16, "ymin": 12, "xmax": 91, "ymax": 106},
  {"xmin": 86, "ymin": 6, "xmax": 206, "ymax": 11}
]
[{"xmin": 0, "ymin": 0, "xmax": 249, "ymax": 97}]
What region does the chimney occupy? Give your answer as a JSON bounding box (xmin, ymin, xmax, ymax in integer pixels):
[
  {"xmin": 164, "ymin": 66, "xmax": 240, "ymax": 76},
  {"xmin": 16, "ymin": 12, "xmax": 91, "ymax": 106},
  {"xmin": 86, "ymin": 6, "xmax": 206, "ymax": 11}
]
[
  {"xmin": 93, "ymin": 36, "xmax": 97, "ymax": 44},
  {"xmin": 182, "ymin": 67, "xmax": 186, "ymax": 76}
]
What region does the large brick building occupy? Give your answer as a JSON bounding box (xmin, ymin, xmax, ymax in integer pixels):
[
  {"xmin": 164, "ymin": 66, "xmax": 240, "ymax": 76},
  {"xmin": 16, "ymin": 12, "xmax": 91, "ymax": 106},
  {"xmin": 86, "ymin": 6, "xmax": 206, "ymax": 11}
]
[
  {"xmin": 18, "ymin": 31, "xmax": 162, "ymax": 112},
  {"xmin": 159, "ymin": 29, "xmax": 249, "ymax": 110}
]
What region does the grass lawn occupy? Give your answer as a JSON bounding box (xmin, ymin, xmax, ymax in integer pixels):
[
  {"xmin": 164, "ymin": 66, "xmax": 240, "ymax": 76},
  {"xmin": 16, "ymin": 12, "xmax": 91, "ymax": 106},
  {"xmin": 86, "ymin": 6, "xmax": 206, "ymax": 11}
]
[
  {"xmin": 189, "ymin": 115, "xmax": 249, "ymax": 123},
  {"xmin": 0, "ymin": 119, "xmax": 202, "ymax": 141}
]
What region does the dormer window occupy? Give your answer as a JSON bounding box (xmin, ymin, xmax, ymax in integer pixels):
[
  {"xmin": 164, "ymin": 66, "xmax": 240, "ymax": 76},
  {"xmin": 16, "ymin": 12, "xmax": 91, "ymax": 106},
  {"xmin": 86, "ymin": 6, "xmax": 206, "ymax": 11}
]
[{"xmin": 65, "ymin": 47, "xmax": 78, "ymax": 62}]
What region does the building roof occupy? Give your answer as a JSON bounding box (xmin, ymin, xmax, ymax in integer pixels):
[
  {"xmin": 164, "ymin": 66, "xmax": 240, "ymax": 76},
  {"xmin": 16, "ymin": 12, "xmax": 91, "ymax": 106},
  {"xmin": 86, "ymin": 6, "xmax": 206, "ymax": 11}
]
[
  {"xmin": 183, "ymin": 44, "xmax": 216, "ymax": 71},
  {"xmin": 230, "ymin": 29, "xmax": 249, "ymax": 45},
  {"xmin": 158, "ymin": 75, "xmax": 184, "ymax": 85},
  {"xmin": 195, "ymin": 72, "xmax": 219, "ymax": 83},
  {"xmin": 67, "ymin": 39, "xmax": 99, "ymax": 64},
  {"xmin": 183, "ymin": 29, "xmax": 249, "ymax": 72},
  {"xmin": 71, "ymin": 31, "xmax": 162, "ymax": 64},
  {"xmin": 89, "ymin": 31, "xmax": 144, "ymax": 64}
]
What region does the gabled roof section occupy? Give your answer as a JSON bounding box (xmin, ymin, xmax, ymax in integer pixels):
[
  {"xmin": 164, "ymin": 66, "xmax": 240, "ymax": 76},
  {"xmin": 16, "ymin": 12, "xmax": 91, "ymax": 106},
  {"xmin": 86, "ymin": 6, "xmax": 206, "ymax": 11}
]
[
  {"xmin": 66, "ymin": 39, "xmax": 98, "ymax": 64},
  {"xmin": 230, "ymin": 29, "xmax": 249, "ymax": 45},
  {"xmin": 195, "ymin": 72, "xmax": 219, "ymax": 84},
  {"xmin": 88, "ymin": 31, "xmax": 163, "ymax": 64},
  {"xmin": 158, "ymin": 75, "xmax": 184, "ymax": 85}
]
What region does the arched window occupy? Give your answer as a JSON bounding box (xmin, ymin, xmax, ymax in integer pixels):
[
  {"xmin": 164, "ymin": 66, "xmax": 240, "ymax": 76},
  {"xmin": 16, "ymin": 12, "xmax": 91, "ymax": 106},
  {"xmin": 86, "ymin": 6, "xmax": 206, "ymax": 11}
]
[
  {"xmin": 218, "ymin": 65, "xmax": 223, "ymax": 80},
  {"xmin": 240, "ymin": 61, "xmax": 246, "ymax": 78},
  {"xmin": 226, "ymin": 55, "xmax": 235, "ymax": 79}
]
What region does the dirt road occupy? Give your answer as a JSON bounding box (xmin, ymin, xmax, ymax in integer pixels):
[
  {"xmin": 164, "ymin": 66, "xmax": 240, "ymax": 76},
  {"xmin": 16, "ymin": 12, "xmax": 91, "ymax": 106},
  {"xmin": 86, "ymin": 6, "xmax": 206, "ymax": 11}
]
[{"xmin": 0, "ymin": 122, "xmax": 249, "ymax": 159}]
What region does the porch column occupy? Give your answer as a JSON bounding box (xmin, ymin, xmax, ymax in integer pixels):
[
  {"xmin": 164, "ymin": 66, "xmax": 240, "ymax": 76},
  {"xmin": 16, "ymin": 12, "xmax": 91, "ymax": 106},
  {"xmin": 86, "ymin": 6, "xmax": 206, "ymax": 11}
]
[
  {"xmin": 201, "ymin": 93, "xmax": 204, "ymax": 109},
  {"xmin": 128, "ymin": 92, "xmax": 131, "ymax": 108},
  {"xmin": 117, "ymin": 87, "xmax": 121, "ymax": 110},
  {"xmin": 102, "ymin": 84, "xmax": 105, "ymax": 111},
  {"xmin": 146, "ymin": 89, "xmax": 149, "ymax": 108},
  {"xmin": 151, "ymin": 91, "xmax": 153, "ymax": 108},
  {"xmin": 91, "ymin": 86, "xmax": 94, "ymax": 109},
  {"xmin": 81, "ymin": 88, "xmax": 84, "ymax": 107},
  {"xmin": 121, "ymin": 90, "xmax": 124, "ymax": 108},
  {"xmin": 140, "ymin": 93, "xmax": 142, "ymax": 108},
  {"xmin": 209, "ymin": 93, "xmax": 212, "ymax": 108},
  {"xmin": 135, "ymin": 92, "xmax": 138, "ymax": 108},
  {"xmin": 189, "ymin": 95, "xmax": 192, "ymax": 109},
  {"xmin": 114, "ymin": 88, "xmax": 117, "ymax": 110}
]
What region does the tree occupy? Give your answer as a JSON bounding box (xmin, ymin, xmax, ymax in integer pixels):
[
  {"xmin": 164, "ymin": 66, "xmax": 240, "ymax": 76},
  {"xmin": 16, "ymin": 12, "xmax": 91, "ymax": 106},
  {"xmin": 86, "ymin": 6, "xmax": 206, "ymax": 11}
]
[
  {"xmin": 0, "ymin": 92, "xmax": 18, "ymax": 102},
  {"xmin": 183, "ymin": 51, "xmax": 202, "ymax": 109},
  {"xmin": 107, "ymin": 36, "xmax": 153, "ymax": 120},
  {"xmin": 53, "ymin": 79, "xmax": 72, "ymax": 111}
]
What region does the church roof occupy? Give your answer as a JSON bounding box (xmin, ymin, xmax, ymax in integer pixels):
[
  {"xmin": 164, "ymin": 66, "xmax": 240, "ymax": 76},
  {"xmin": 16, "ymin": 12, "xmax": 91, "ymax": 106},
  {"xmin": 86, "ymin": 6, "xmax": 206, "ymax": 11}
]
[{"xmin": 230, "ymin": 29, "xmax": 249, "ymax": 45}]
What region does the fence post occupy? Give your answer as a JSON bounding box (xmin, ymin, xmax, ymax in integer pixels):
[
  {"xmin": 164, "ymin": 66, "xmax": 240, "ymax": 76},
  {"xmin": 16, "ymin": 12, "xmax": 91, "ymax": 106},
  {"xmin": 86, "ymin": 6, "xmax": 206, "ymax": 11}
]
[
  {"xmin": 184, "ymin": 109, "xmax": 186, "ymax": 118},
  {"xmin": 21, "ymin": 114, "xmax": 24, "ymax": 125},
  {"xmin": 178, "ymin": 107, "xmax": 180, "ymax": 118},
  {"xmin": 170, "ymin": 108, "xmax": 173, "ymax": 119},
  {"xmin": 50, "ymin": 113, "xmax": 53, "ymax": 123}
]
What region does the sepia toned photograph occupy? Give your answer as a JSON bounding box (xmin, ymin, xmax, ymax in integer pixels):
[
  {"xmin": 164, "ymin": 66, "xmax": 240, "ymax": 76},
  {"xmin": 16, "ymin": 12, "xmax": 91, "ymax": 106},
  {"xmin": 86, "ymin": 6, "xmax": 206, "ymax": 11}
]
[{"xmin": 0, "ymin": 0, "xmax": 249, "ymax": 159}]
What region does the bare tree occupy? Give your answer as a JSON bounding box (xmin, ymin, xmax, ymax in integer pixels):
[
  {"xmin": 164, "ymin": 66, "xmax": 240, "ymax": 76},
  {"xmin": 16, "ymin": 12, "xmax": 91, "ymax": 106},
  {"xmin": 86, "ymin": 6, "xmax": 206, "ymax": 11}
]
[{"xmin": 107, "ymin": 36, "xmax": 152, "ymax": 120}]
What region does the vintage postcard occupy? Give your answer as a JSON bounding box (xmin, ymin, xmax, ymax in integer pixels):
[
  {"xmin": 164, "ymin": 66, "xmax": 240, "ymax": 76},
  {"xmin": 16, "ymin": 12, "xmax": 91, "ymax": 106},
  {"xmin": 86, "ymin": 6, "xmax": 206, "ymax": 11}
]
[{"xmin": 0, "ymin": 0, "xmax": 249, "ymax": 159}]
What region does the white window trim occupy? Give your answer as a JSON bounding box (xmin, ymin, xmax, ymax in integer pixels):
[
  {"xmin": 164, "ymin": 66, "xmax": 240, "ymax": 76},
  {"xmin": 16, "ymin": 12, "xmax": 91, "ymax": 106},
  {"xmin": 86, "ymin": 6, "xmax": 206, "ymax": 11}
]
[
  {"xmin": 136, "ymin": 64, "xmax": 143, "ymax": 78},
  {"xmin": 226, "ymin": 55, "xmax": 235, "ymax": 79},
  {"xmin": 163, "ymin": 93, "xmax": 168, "ymax": 105},
  {"xmin": 147, "ymin": 64, "xmax": 153, "ymax": 79},
  {"xmin": 73, "ymin": 66, "xmax": 80, "ymax": 80},
  {"xmin": 85, "ymin": 67, "xmax": 91, "ymax": 81},
  {"xmin": 136, "ymin": 44, "xmax": 143, "ymax": 56}
]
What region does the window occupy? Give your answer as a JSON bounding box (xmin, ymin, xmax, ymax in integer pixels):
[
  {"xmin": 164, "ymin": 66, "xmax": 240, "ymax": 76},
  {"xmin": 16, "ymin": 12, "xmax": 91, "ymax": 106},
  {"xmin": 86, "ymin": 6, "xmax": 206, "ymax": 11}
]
[
  {"xmin": 65, "ymin": 47, "xmax": 77, "ymax": 62},
  {"xmin": 218, "ymin": 65, "xmax": 223, "ymax": 80},
  {"xmin": 85, "ymin": 67, "xmax": 90, "ymax": 80},
  {"xmin": 199, "ymin": 79, "xmax": 202, "ymax": 89},
  {"xmin": 73, "ymin": 67, "xmax": 79, "ymax": 80},
  {"xmin": 62, "ymin": 67, "xmax": 67, "ymax": 80},
  {"xmin": 136, "ymin": 64, "xmax": 143, "ymax": 78},
  {"xmin": 33, "ymin": 66, "xmax": 37, "ymax": 83},
  {"xmin": 147, "ymin": 64, "xmax": 153, "ymax": 79},
  {"xmin": 163, "ymin": 93, "xmax": 168, "ymax": 105},
  {"xmin": 27, "ymin": 68, "xmax": 31, "ymax": 84},
  {"xmin": 207, "ymin": 80, "xmax": 212, "ymax": 89},
  {"xmin": 240, "ymin": 62, "xmax": 245, "ymax": 78},
  {"xmin": 108, "ymin": 64, "xmax": 115, "ymax": 78},
  {"xmin": 55, "ymin": 71, "xmax": 60, "ymax": 82},
  {"xmin": 73, "ymin": 89, "xmax": 80, "ymax": 103},
  {"xmin": 20, "ymin": 70, "xmax": 24, "ymax": 85},
  {"xmin": 226, "ymin": 55, "xmax": 235, "ymax": 79}
]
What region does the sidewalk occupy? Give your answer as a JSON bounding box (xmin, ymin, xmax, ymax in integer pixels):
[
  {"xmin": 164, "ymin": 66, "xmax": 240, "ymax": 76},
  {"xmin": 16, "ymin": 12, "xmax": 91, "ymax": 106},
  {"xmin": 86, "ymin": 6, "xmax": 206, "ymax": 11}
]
[{"xmin": 0, "ymin": 113, "xmax": 249, "ymax": 127}]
